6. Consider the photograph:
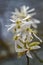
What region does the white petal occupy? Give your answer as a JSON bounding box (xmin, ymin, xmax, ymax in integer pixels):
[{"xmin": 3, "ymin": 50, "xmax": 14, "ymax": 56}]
[
  {"xmin": 21, "ymin": 33, "xmax": 26, "ymax": 41},
  {"xmin": 23, "ymin": 15, "xmax": 31, "ymax": 20},
  {"xmin": 7, "ymin": 24, "xmax": 15, "ymax": 31},
  {"xmin": 32, "ymin": 19, "xmax": 40, "ymax": 24},
  {"xmin": 16, "ymin": 48, "xmax": 27, "ymax": 52},
  {"xmin": 26, "ymin": 51, "xmax": 32, "ymax": 58},
  {"xmin": 15, "ymin": 41, "xmax": 27, "ymax": 52},
  {"xmin": 22, "ymin": 21, "xmax": 33, "ymax": 25},
  {"xmin": 33, "ymin": 33, "xmax": 42, "ymax": 42},
  {"xmin": 21, "ymin": 5, "xmax": 29, "ymax": 12},
  {"xmin": 27, "ymin": 32, "xmax": 33, "ymax": 42},
  {"xmin": 32, "ymin": 23, "xmax": 37, "ymax": 28},
  {"xmin": 26, "ymin": 6, "xmax": 29, "ymax": 10},
  {"xmin": 23, "ymin": 13, "xmax": 36, "ymax": 20},
  {"xmin": 30, "ymin": 46, "xmax": 41, "ymax": 50},
  {"xmin": 29, "ymin": 12, "xmax": 36, "ymax": 17},
  {"xmin": 22, "ymin": 5, "xmax": 26, "ymax": 11},
  {"xmin": 28, "ymin": 8, "xmax": 35, "ymax": 13},
  {"xmin": 17, "ymin": 41, "xmax": 24, "ymax": 48},
  {"xmin": 26, "ymin": 44, "xmax": 29, "ymax": 48},
  {"xmin": 5, "ymin": 24, "xmax": 12, "ymax": 27},
  {"xmin": 10, "ymin": 19, "xmax": 15, "ymax": 22},
  {"xmin": 15, "ymin": 8, "xmax": 20, "ymax": 14}
]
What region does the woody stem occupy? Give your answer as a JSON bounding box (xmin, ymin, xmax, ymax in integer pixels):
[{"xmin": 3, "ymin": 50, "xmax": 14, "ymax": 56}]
[{"xmin": 26, "ymin": 55, "xmax": 29, "ymax": 65}]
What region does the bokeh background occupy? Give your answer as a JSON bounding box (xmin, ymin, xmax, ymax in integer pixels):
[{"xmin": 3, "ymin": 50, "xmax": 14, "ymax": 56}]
[{"xmin": 0, "ymin": 0, "xmax": 43, "ymax": 65}]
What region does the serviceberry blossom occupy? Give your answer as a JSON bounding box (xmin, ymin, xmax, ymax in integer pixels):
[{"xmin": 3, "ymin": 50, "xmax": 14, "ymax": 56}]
[
  {"xmin": 5, "ymin": 5, "xmax": 39, "ymax": 31},
  {"xmin": 5, "ymin": 5, "xmax": 42, "ymax": 58}
]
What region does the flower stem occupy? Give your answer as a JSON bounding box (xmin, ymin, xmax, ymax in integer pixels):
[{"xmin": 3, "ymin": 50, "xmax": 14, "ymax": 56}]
[{"xmin": 26, "ymin": 55, "xmax": 29, "ymax": 65}]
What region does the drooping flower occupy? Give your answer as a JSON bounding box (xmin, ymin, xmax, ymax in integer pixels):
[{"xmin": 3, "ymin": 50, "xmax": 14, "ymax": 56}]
[{"xmin": 15, "ymin": 39, "xmax": 41, "ymax": 58}]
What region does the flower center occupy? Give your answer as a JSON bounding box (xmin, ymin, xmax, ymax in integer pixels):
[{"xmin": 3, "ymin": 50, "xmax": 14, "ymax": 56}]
[
  {"xmin": 17, "ymin": 25, "xmax": 21, "ymax": 29},
  {"xmin": 26, "ymin": 18, "xmax": 30, "ymax": 22},
  {"xmin": 13, "ymin": 36, "xmax": 19, "ymax": 40},
  {"xmin": 26, "ymin": 28, "xmax": 29, "ymax": 31},
  {"xmin": 16, "ymin": 19, "xmax": 21, "ymax": 25}
]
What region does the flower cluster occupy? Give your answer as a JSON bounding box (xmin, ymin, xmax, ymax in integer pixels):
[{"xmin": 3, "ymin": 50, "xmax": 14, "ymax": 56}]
[{"xmin": 6, "ymin": 5, "xmax": 42, "ymax": 58}]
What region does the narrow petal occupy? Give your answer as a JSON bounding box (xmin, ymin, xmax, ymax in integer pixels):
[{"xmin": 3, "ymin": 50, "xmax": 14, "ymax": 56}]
[
  {"xmin": 22, "ymin": 20, "xmax": 33, "ymax": 25},
  {"xmin": 10, "ymin": 19, "xmax": 15, "ymax": 22},
  {"xmin": 21, "ymin": 33, "xmax": 26, "ymax": 42},
  {"xmin": 33, "ymin": 33, "xmax": 42, "ymax": 42},
  {"xmin": 23, "ymin": 15, "xmax": 32, "ymax": 20},
  {"xmin": 7, "ymin": 24, "xmax": 15, "ymax": 31},
  {"xmin": 30, "ymin": 46, "xmax": 41, "ymax": 50},
  {"xmin": 5, "ymin": 24, "xmax": 12, "ymax": 27},
  {"xmin": 32, "ymin": 19, "xmax": 40, "ymax": 24},
  {"xmin": 16, "ymin": 48, "xmax": 27, "ymax": 52},
  {"xmin": 26, "ymin": 44, "xmax": 29, "ymax": 48},
  {"xmin": 21, "ymin": 22, "xmax": 31, "ymax": 30},
  {"xmin": 29, "ymin": 12, "xmax": 36, "ymax": 17},
  {"xmin": 23, "ymin": 13, "xmax": 36, "ymax": 20},
  {"xmin": 15, "ymin": 41, "xmax": 27, "ymax": 52},
  {"xmin": 15, "ymin": 8, "xmax": 20, "ymax": 14},
  {"xmin": 26, "ymin": 51, "xmax": 32, "ymax": 58},
  {"xmin": 32, "ymin": 23, "xmax": 37, "ymax": 28},
  {"xmin": 17, "ymin": 41, "xmax": 24, "ymax": 48},
  {"xmin": 27, "ymin": 32, "xmax": 33, "ymax": 42},
  {"xmin": 21, "ymin": 5, "xmax": 26, "ymax": 12},
  {"xmin": 28, "ymin": 8, "xmax": 35, "ymax": 13},
  {"xmin": 26, "ymin": 6, "xmax": 29, "ymax": 10}
]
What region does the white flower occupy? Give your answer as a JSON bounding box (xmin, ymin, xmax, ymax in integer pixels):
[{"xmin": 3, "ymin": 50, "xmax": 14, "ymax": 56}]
[
  {"xmin": 31, "ymin": 18, "xmax": 40, "ymax": 28},
  {"xmin": 5, "ymin": 5, "xmax": 40, "ymax": 32},
  {"xmin": 5, "ymin": 19, "xmax": 23, "ymax": 32},
  {"xmin": 11, "ymin": 5, "xmax": 40, "ymax": 28},
  {"xmin": 5, "ymin": 5, "xmax": 42, "ymax": 58},
  {"xmin": 21, "ymin": 32, "xmax": 33, "ymax": 42},
  {"xmin": 11, "ymin": 5, "xmax": 35, "ymax": 22},
  {"xmin": 20, "ymin": 23, "xmax": 42, "ymax": 42},
  {"xmin": 23, "ymin": 18, "xmax": 40, "ymax": 28},
  {"xmin": 26, "ymin": 43, "xmax": 41, "ymax": 58},
  {"xmin": 15, "ymin": 41, "xmax": 41, "ymax": 58},
  {"xmin": 5, "ymin": 5, "xmax": 36, "ymax": 31},
  {"xmin": 13, "ymin": 34, "xmax": 27, "ymax": 52},
  {"xmin": 15, "ymin": 41, "xmax": 27, "ymax": 52},
  {"xmin": 26, "ymin": 45, "xmax": 41, "ymax": 58},
  {"xmin": 33, "ymin": 33, "xmax": 42, "ymax": 42},
  {"xmin": 20, "ymin": 29, "xmax": 33, "ymax": 42}
]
